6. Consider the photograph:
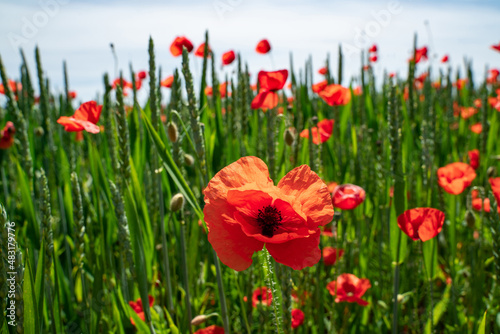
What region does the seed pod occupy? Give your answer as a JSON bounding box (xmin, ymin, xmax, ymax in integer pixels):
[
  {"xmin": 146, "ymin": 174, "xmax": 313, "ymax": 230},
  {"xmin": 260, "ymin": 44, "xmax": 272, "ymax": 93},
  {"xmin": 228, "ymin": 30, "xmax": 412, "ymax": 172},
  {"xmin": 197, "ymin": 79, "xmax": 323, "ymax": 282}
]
[
  {"xmin": 34, "ymin": 126, "xmax": 44, "ymax": 137},
  {"xmin": 170, "ymin": 193, "xmax": 185, "ymax": 212},
  {"xmin": 184, "ymin": 154, "xmax": 194, "ymax": 166},
  {"xmin": 191, "ymin": 315, "xmax": 208, "ymax": 326},
  {"xmin": 167, "ymin": 122, "xmax": 178, "ymax": 143},
  {"xmin": 465, "ymin": 210, "xmax": 475, "ymax": 228},
  {"xmin": 284, "ymin": 127, "xmax": 296, "ymax": 146},
  {"xmin": 487, "ymin": 166, "xmax": 496, "ymax": 178}
]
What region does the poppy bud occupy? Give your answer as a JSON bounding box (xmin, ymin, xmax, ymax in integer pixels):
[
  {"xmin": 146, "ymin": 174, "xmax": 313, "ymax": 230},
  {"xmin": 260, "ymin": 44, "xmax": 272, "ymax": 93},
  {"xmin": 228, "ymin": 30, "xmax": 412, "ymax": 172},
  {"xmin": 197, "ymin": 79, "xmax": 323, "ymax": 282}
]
[
  {"xmin": 170, "ymin": 193, "xmax": 184, "ymax": 212},
  {"xmin": 487, "ymin": 166, "xmax": 497, "ymax": 178},
  {"xmin": 34, "ymin": 126, "xmax": 45, "ymax": 137},
  {"xmin": 167, "ymin": 122, "xmax": 178, "ymax": 143},
  {"xmin": 465, "ymin": 210, "xmax": 475, "ymax": 228},
  {"xmin": 284, "ymin": 128, "xmax": 296, "ymax": 146},
  {"xmin": 191, "ymin": 315, "xmax": 208, "ymax": 326},
  {"xmin": 184, "ymin": 154, "xmax": 194, "ymax": 166}
]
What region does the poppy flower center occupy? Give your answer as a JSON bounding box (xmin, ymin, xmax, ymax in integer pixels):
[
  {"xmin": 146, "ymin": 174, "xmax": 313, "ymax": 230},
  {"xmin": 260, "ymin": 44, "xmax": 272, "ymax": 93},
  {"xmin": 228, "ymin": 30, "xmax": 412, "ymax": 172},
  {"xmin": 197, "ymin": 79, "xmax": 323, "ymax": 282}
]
[{"xmin": 256, "ymin": 205, "xmax": 283, "ymax": 238}]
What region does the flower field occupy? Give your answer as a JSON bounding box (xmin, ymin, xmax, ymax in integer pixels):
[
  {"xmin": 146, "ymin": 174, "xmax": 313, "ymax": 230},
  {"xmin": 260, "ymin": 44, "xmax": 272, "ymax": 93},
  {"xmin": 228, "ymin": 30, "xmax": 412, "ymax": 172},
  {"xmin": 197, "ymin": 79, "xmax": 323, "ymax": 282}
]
[{"xmin": 1, "ymin": 33, "xmax": 500, "ymax": 333}]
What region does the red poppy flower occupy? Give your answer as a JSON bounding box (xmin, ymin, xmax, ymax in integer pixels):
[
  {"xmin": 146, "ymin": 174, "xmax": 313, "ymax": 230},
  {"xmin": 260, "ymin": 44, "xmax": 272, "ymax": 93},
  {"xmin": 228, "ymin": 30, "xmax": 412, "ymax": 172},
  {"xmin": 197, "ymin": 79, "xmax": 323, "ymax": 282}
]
[
  {"xmin": 368, "ymin": 44, "xmax": 377, "ymax": 53},
  {"xmin": 203, "ymin": 156, "xmax": 334, "ymax": 271},
  {"xmin": 322, "ymin": 247, "xmax": 344, "ymax": 266},
  {"xmin": 112, "ymin": 78, "xmax": 133, "ymax": 91},
  {"xmin": 437, "ymin": 162, "xmax": 476, "ymax": 195},
  {"xmin": 441, "ymin": 55, "xmax": 449, "ymax": 63},
  {"xmin": 458, "ymin": 106, "xmax": 478, "ymax": 119},
  {"xmin": 318, "ymin": 84, "xmax": 351, "ymax": 106},
  {"xmin": 0, "ymin": 122, "xmax": 15, "ymax": 149},
  {"xmin": 397, "ymin": 208, "xmax": 445, "ymax": 242},
  {"xmin": 129, "ymin": 295, "xmax": 154, "ymax": 326},
  {"xmin": 369, "ymin": 55, "xmax": 378, "ymax": 63},
  {"xmin": 326, "ymin": 273, "xmax": 371, "ymax": 306},
  {"xmin": 0, "ymin": 80, "xmax": 21, "ymax": 95},
  {"xmin": 68, "ymin": 91, "xmax": 77, "ymax": 99},
  {"xmin": 332, "ymin": 184, "xmax": 366, "ymax": 210},
  {"xmin": 299, "ymin": 119, "xmax": 334, "ymax": 145},
  {"xmin": 491, "ymin": 42, "xmax": 500, "ymax": 52},
  {"xmin": 194, "ymin": 325, "xmax": 225, "ymax": 334},
  {"xmin": 252, "ymin": 287, "xmax": 272, "ymax": 308},
  {"xmin": 251, "ymin": 70, "xmax": 288, "ymax": 110},
  {"xmin": 312, "ymin": 80, "xmax": 328, "ymax": 94},
  {"xmin": 256, "ymin": 39, "xmax": 271, "ymax": 54},
  {"xmin": 318, "ymin": 67, "xmax": 327, "ymax": 75},
  {"xmin": 411, "ymin": 46, "xmax": 428, "ymax": 63},
  {"xmin": 321, "ymin": 224, "xmax": 335, "ymax": 237},
  {"xmin": 389, "ymin": 72, "xmax": 396, "ymax": 78},
  {"xmin": 468, "ymin": 149, "xmax": 479, "ymax": 170},
  {"xmin": 490, "ymin": 177, "xmax": 500, "ymax": 203},
  {"xmin": 488, "ymin": 69, "xmax": 499, "ymax": 84},
  {"xmin": 195, "ymin": 43, "xmax": 211, "ymax": 57},
  {"xmin": 471, "ymin": 190, "xmax": 498, "ymax": 213},
  {"xmin": 291, "ymin": 309, "xmax": 305, "ymax": 329},
  {"xmin": 137, "ymin": 71, "xmax": 147, "ymax": 80},
  {"xmin": 57, "ymin": 101, "xmax": 102, "ymax": 134},
  {"xmin": 161, "ymin": 76, "xmax": 174, "ymax": 88},
  {"xmin": 170, "ymin": 36, "xmax": 194, "ymax": 57},
  {"xmin": 222, "ymin": 50, "xmax": 236, "ymax": 66},
  {"xmin": 470, "ymin": 123, "xmax": 482, "ymax": 134}
]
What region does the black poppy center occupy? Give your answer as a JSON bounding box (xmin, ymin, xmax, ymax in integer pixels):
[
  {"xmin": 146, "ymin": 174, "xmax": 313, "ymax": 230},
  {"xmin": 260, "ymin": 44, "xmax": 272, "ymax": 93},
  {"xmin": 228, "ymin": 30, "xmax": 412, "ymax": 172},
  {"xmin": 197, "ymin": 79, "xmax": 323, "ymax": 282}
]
[{"xmin": 257, "ymin": 205, "xmax": 283, "ymax": 238}]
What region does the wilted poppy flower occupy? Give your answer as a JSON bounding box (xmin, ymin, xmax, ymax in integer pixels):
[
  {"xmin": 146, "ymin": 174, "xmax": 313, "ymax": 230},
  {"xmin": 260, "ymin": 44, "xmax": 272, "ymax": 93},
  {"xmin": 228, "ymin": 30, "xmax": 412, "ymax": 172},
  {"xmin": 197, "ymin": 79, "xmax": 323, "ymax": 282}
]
[
  {"xmin": 129, "ymin": 295, "xmax": 154, "ymax": 326},
  {"xmin": 369, "ymin": 55, "xmax": 378, "ymax": 63},
  {"xmin": 0, "ymin": 122, "xmax": 15, "ymax": 149},
  {"xmin": 312, "ymin": 80, "xmax": 328, "ymax": 93},
  {"xmin": 318, "ymin": 67, "xmax": 327, "ymax": 75},
  {"xmin": 322, "ymin": 247, "xmax": 344, "ymax": 266},
  {"xmin": 470, "ymin": 123, "xmax": 482, "ymax": 134},
  {"xmin": 318, "ymin": 84, "xmax": 351, "ymax": 106},
  {"xmin": 411, "ymin": 46, "xmax": 428, "ymax": 63},
  {"xmin": 397, "ymin": 208, "xmax": 445, "ymax": 241},
  {"xmin": 490, "ymin": 177, "xmax": 500, "ymax": 202},
  {"xmin": 327, "ymin": 273, "xmax": 371, "ymax": 306},
  {"xmin": 252, "ymin": 287, "xmax": 272, "ymax": 307},
  {"xmin": 203, "ymin": 156, "xmax": 334, "ymax": 271},
  {"xmin": 195, "ymin": 43, "xmax": 211, "ymax": 57},
  {"xmin": 468, "ymin": 149, "xmax": 479, "ymax": 170},
  {"xmin": 291, "ymin": 309, "xmax": 305, "ymax": 329},
  {"xmin": 299, "ymin": 119, "xmax": 334, "ymax": 145},
  {"xmin": 441, "ymin": 55, "xmax": 449, "ymax": 63},
  {"xmin": 57, "ymin": 101, "xmax": 102, "ymax": 134},
  {"xmin": 222, "ymin": 50, "xmax": 236, "ymax": 66},
  {"xmin": 161, "ymin": 76, "xmax": 174, "ymax": 88},
  {"xmin": 251, "ymin": 70, "xmax": 288, "ymax": 110},
  {"xmin": 437, "ymin": 162, "xmax": 476, "ymax": 195},
  {"xmin": 194, "ymin": 325, "xmax": 225, "ymax": 334},
  {"xmin": 332, "ymin": 184, "xmax": 366, "ymax": 210},
  {"xmin": 491, "ymin": 42, "xmax": 500, "ymax": 52},
  {"xmin": 170, "ymin": 36, "xmax": 194, "ymax": 57},
  {"xmin": 256, "ymin": 39, "xmax": 271, "ymax": 54},
  {"xmin": 368, "ymin": 44, "xmax": 377, "ymax": 53}
]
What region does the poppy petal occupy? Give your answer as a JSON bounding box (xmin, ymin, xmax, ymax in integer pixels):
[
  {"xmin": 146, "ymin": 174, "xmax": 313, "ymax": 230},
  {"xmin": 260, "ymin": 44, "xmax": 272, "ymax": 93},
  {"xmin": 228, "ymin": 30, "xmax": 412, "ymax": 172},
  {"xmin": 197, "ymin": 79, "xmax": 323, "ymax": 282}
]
[
  {"xmin": 266, "ymin": 229, "xmax": 321, "ymax": 270},
  {"xmin": 251, "ymin": 91, "xmax": 278, "ymax": 110}
]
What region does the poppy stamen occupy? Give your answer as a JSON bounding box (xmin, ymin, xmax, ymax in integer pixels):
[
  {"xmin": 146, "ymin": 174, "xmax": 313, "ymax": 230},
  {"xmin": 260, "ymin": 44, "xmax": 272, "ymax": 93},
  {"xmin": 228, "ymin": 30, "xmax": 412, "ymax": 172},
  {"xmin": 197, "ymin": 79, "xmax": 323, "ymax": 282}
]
[{"xmin": 257, "ymin": 205, "xmax": 283, "ymax": 238}]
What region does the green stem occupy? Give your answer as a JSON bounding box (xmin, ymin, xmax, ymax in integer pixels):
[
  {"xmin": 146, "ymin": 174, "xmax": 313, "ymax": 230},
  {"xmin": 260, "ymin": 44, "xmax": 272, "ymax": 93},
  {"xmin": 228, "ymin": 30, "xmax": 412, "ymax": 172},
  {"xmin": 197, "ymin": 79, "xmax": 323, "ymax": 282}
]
[
  {"xmin": 213, "ymin": 250, "xmax": 230, "ymax": 334},
  {"xmin": 260, "ymin": 248, "xmax": 285, "ymax": 334},
  {"xmin": 392, "ymin": 230, "xmax": 402, "ymax": 334},
  {"xmin": 180, "ymin": 219, "xmax": 193, "ymax": 334}
]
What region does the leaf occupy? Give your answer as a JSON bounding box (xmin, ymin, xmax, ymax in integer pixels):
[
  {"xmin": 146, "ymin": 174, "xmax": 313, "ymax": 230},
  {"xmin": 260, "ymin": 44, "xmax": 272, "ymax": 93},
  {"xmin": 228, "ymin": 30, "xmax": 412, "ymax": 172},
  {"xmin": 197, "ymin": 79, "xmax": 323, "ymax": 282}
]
[
  {"xmin": 23, "ymin": 250, "xmax": 38, "ymax": 333},
  {"xmin": 477, "ymin": 310, "xmax": 487, "ymax": 334}
]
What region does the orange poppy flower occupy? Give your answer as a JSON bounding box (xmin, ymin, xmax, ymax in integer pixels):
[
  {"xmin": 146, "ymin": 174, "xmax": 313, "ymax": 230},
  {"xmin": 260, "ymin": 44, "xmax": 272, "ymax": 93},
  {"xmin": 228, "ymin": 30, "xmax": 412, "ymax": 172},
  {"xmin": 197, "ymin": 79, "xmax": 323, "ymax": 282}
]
[
  {"xmin": 327, "ymin": 181, "xmax": 338, "ymax": 193},
  {"xmin": 397, "ymin": 208, "xmax": 445, "ymax": 242},
  {"xmin": 432, "ymin": 81, "xmax": 441, "ymax": 89},
  {"xmin": 195, "ymin": 43, "xmax": 211, "ymax": 57},
  {"xmin": 255, "ymin": 39, "xmax": 271, "ymax": 54},
  {"xmin": 437, "ymin": 162, "xmax": 476, "ymax": 195},
  {"xmin": 312, "ymin": 80, "xmax": 328, "ymax": 93},
  {"xmin": 57, "ymin": 101, "xmax": 102, "ymax": 134},
  {"xmin": 470, "ymin": 123, "xmax": 482, "ymax": 134},
  {"xmin": 322, "ymin": 247, "xmax": 344, "ymax": 266},
  {"xmin": 251, "ymin": 70, "xmax": 288, "ymax": 110},
  {"xmin": 332, "ymin": 184, "xmax": 366, "ymax": 210},
  {"xmin": 111, "ymin": 78, "xmax": 133, "ymax": 95},
  {"xmin": 203, "ymin": 156, "xmax": 334, "ymax": 271},
  {"xmin": 368, "ymin": 44, "xmax": 377, "ymax": 53},
  {"xmin": 291, "ymin": 309, "xmax": 305, "ymax": 329},
  {"xmin": 454, "ymin": 78, "xmax": 468, "ymax": 90},
  {"xmin": 369, "ymin": 55, "xmax": 378, "ymax": 63},
  {"xmin": 490, "ymin": 177, "xmax": 500, "ymax": 203},
  {"xmin": 488, "ymin": 69, "xmax": 499, "ymax": 84},
  {"xmin": 252, "ymin": 287, "xmax": 272, "ymax": 307},
  {"xmin": 0, "ymin": 80, "xmax": 21, "ymax": 95},
  {"xmin": 318, "ymin": 84, "xmax": 351, "ymax": 106},
  {"xmin": 0, "ymin": 122, "xmax": 15, "ymax": 149},
  {"xmin": 491, "ymin": 42, "xmax": 500, "ymax": 52},
  {"xmin": 459, "ymin": 106, "xmax": 478, "ymax": 119},
  {"xmin": 129, "ymin": 295, "xmax": 154, "ymax": 327},
  {"xmin": 222, "ymin": 50, "xmax": 235, "ymax": 66},
  {"xmin": 353, "ymin": 86, "xmax": 362, "ymax": 96},
  {"xmin": 441, "ymin": 55, "xmax": 449, "ymax": 63},
  {"xmin": 205, "ymin": 83, "xmax": 228, "ymax": 98},
  {"xmin": 299, "ymin": 119, "xmax": 334, "ymax": 145},
  {"xmin": 318, "ymin": 67, "xmax": 327, "ymax": 75},
  {"xmin": 194, "ymin": 325, "xmax": 225, "ymax": 334},
  {"xmin": 468, "ymin": 149, "xmax": 479, "ymax": 170},
  {"xmin": 474, "ymin": 99, "xmax": 482, "ymax": 108},
  {"xmin": 170, "ymin": 36, "xmax": 194, "ymax": 57},
  {"xmin": 326, "ymin": 273, "xmax": 371, "ymax": 306},
  {"xmin": 161, "ymin": 76, "xmax": 174, "ymax": 88},
  {"xmin": 471, "ymin": 190, "xmax": 499, "ymax": 213}
]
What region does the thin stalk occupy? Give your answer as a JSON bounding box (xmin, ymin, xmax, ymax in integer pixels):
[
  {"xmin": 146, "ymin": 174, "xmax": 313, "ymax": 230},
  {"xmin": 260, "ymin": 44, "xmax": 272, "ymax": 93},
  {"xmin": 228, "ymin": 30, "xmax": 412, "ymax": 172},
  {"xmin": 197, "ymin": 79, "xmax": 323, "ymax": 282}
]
[
  {"xmin": 160, "ymin": 213, "xmax": 174, "ymax": 312},
  {"xmin": 392, "ymin": 230, "xmax": 402, "ymax": 334},
  {"xmin": 179, "ymin": 216, "xmax": 193, "ymax": 334}
]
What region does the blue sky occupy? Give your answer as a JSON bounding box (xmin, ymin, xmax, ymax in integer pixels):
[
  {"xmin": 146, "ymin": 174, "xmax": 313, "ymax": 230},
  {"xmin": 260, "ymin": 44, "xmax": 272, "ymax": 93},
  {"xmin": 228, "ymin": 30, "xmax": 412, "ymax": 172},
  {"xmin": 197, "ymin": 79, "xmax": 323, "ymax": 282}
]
[{"xmin": 0, "ymin": 0, "xmax": 499, "ymax": 102}]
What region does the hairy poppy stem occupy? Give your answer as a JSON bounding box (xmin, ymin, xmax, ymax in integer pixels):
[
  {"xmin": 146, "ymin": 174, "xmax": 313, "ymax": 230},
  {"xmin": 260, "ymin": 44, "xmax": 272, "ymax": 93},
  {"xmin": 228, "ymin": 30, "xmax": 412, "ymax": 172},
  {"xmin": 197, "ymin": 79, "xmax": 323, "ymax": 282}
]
[{"xmin": 260, "ymin": 249, "xmax": 285, "ymax": 334}]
